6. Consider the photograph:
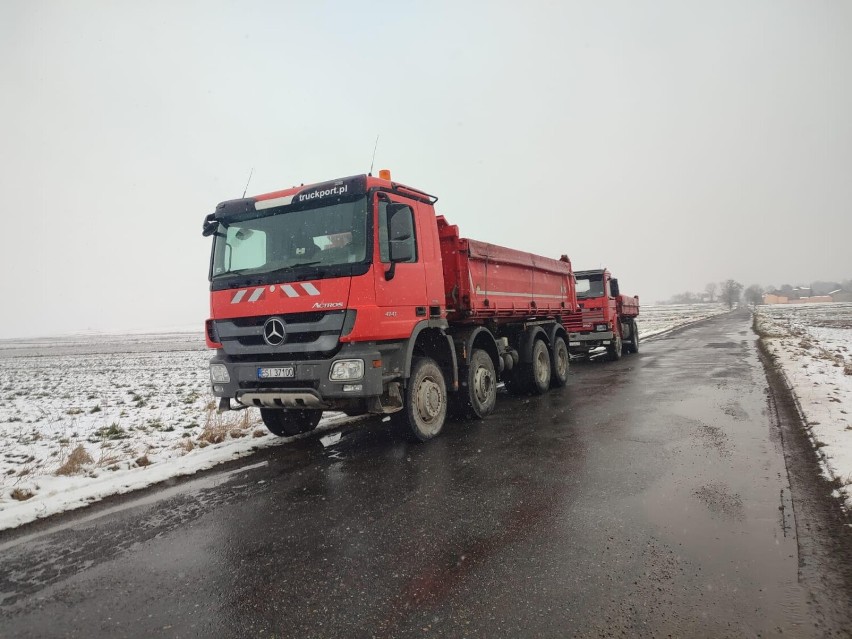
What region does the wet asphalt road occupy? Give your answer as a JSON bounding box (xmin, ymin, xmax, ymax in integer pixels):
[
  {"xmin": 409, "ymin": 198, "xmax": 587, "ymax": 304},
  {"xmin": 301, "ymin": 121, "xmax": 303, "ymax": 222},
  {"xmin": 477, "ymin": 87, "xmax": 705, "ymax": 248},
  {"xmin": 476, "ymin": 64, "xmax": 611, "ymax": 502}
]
[{"xmin": 2, "ymin": 311, "xmax": 852, "ymax": 638}]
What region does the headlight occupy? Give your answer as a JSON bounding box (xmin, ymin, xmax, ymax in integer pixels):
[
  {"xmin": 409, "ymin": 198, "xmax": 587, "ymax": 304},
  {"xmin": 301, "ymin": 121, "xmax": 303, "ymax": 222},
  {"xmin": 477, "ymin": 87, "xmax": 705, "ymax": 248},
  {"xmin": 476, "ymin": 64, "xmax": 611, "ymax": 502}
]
[
  {"xmin": 330, "ymin": 359, "xmax": 364, "ymax": 381},
  {"xmin": 210, "ymin": 364, "xmax": 230, "ymax": 383},
  {"xmin": 595, "ymin": 324, "xmax": 609, "ymax": 332}
]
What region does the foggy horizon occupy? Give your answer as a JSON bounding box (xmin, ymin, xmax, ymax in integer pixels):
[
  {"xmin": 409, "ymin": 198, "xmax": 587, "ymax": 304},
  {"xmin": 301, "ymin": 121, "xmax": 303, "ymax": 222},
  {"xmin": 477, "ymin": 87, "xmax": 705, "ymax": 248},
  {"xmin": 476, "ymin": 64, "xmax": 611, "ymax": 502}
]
[{"xmin": 2, "ymin": 1, "xmax": 850, "ymax": 339}]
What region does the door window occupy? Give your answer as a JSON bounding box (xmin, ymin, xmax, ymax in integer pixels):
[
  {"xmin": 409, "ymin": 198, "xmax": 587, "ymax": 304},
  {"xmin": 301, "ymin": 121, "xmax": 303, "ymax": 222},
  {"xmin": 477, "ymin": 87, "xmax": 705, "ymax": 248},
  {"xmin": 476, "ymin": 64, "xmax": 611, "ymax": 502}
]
[{"xmin": 378, "ymin": 201, "xmax": 417, "ymax": 263}]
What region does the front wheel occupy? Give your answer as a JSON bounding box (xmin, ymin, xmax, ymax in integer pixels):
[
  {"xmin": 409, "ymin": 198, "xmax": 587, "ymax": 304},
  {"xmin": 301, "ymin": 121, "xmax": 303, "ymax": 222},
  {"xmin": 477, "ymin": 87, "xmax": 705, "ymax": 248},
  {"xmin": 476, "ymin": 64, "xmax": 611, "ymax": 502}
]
[
  {"xmin": 550, "ymin": 336, "xmax": 569, "ymax": 388},
  {"xmin": 607, "ymin": 334, "xmax": 623, "ymax": 362},
  {"xmin": 260, "ymin": 408, "xmax": 322, "ymax": 437},
  {"xmin": 404, "ymin": 357, "xmax": 447, "ymax": 442}
]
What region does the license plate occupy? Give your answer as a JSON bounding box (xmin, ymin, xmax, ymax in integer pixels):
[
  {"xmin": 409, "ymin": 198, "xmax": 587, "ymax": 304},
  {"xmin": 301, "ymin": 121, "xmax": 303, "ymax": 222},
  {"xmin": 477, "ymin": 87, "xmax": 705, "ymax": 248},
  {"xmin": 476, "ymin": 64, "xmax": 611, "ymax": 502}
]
[{"xmin": 257, "ymin": 366, "xmax": 295, "ymax": 379}]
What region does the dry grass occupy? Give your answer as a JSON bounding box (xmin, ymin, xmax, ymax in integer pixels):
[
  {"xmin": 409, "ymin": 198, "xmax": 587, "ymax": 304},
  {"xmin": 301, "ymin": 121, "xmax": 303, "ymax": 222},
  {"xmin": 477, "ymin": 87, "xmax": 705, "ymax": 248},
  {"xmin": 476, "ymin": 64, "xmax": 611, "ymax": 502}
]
[
  {"xmin": 135, "ymin": 454, "xmax": 151, "ymax": 467},
  {"xmin": 198, "ymin": 407, "xmax": 258, "ymax": 445},
  {"xmin": 55, "ymin": 444, "xmax": 94, "ymax": 476},
  {"xmin": 11, "ymin": 487, "xmax": 35, "ymax": 501}
]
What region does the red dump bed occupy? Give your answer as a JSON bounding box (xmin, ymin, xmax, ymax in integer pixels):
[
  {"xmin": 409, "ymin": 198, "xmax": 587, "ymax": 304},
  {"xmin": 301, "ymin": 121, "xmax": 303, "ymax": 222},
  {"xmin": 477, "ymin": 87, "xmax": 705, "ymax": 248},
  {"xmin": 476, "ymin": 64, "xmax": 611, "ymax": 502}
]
[
  {"xmin": 437, "ymin": 216, "xmax": 577, "ymax": 323},
  {"xmin": 617, "ymin": 295, "xmax": 640, "ymax": 318}
]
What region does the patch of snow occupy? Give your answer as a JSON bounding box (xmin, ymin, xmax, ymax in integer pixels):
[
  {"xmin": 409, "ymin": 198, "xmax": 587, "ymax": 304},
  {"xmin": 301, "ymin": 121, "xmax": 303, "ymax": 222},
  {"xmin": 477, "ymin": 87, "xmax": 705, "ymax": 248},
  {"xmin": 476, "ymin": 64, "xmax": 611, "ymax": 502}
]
[
  {"xmin": 637, "ymin": 303, "xmax": 731, "ymax": 340},
  {"xmin": 0, "ymin": 330, "xmax": 360, "ymax": 531},
  {"xmin": 755, "ymin": 303, "xmax": 852, "ymax": 510}
]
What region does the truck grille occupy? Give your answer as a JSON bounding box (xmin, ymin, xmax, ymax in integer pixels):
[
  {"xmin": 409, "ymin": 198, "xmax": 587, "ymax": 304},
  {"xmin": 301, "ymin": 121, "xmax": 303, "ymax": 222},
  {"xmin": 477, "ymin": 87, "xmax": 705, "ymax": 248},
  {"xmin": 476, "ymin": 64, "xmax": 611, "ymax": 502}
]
[
  {"xmin": 213, "ymin": 310, "xmax": 347, "ymax": 358},
  {"xmin": 564, "ymin": 309, "xmax": 605, "ymax": 330}
]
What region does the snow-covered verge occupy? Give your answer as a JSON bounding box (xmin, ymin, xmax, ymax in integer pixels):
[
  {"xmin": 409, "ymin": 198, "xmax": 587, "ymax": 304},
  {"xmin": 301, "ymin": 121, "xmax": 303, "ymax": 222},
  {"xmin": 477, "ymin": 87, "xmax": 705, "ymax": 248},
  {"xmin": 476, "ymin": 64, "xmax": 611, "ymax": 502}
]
[
  {"xmin": 755, "ymin": 303, "xmax": 852, "ymax": 510},
  {"xmin": 0, "ymin": 304, "xmax": 730, "ymax": 531},
  {"xmin": 636, "ymin": 303, "xmax": 730, "ymax": 340},
  {"xmin": 0, "ymin": 333, "xmax": 352, "ymax": 531}
]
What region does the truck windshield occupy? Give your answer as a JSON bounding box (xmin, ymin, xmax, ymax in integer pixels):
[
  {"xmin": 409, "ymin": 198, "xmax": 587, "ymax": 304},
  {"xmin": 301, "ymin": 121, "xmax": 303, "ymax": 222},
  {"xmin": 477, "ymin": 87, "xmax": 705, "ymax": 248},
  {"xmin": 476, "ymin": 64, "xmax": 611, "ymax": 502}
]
[
  {"xmin": 576, "ymin": 275, "xmax": 605, "ymax": 299},
  {"xmin": 210, "ymin": 197, "xmax": 368, "ymax": 281}
]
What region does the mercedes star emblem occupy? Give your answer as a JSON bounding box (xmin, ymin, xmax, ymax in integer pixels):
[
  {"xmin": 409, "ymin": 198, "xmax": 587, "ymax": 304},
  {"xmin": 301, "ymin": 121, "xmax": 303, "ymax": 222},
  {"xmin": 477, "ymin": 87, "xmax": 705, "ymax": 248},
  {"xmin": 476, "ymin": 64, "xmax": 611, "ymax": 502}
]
[{"xmin": 262, "ymin": 317, "xmax": 287, "ymax": 346}]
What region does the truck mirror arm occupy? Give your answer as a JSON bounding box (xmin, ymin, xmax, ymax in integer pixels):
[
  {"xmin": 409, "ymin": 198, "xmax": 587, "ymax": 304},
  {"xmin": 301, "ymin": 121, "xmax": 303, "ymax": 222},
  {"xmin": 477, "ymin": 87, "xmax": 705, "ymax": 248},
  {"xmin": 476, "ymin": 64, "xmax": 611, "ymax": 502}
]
[{"xmin": 202, "ymin": 213, "xmax": 219, "ymax": 237}]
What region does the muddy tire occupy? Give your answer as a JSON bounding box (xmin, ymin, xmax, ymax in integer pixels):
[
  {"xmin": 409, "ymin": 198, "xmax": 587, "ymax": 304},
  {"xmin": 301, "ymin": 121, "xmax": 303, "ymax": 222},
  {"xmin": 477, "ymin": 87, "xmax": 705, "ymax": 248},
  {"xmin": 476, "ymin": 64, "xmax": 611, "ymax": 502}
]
[
  {"xmin": 607, "ymin": 334, "xmax": 623, "ymax": 362},
  {"xmin": 523, "ymin": 339, "xmax": 552, "ymax": 394},
  {"xmin": 550, "ymin": 336, "xmax": 569, "ymax": 388},
  {"xmin": 626, "ymin": 320, "xmax": 639, "ymax": 354},
  {"xmin": 260, "ymin": 408, "xmax": 322, "ymax": 437},
  {"xmin": 460, "ymin": 349, "xmax": 497, "ymax": 419},
  {"xmin": 404, "ymin": 357, "xmax": 447, "ymax": 442}
]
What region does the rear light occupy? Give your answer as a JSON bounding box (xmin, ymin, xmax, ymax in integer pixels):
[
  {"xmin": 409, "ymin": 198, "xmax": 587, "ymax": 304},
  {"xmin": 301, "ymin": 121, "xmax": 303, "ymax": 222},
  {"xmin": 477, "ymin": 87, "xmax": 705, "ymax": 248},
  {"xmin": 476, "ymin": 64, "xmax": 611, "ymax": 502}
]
[{"xmin": 206, "ymin": 319, "xmax": 223, "ymax": 348}]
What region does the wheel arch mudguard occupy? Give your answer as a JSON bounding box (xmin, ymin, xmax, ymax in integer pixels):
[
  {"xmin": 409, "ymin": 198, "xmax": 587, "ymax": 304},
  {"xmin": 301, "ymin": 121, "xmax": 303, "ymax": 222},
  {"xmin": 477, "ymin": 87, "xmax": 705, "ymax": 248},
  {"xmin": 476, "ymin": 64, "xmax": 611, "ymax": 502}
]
[
  {"xmin": 404, "ymin": 320, "xmax": 459, "ymax": 392},
  {"xmin": 517, "ymin": 325, "xmax": 550, "ymax": 365},
  {"xmin": 548, "ymin": 323, "xmax": 568, "ymax": 347},
  {"xmin": 450, "ymin": 326, "xmax": 500, "ymax": 372}
]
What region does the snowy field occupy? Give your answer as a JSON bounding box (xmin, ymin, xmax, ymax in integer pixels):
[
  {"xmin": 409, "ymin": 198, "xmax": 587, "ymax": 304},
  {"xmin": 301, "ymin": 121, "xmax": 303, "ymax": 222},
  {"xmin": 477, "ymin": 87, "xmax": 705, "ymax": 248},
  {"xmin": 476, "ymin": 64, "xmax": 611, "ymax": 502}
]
[
  {"xmin": 636, "ymin": 303, "xmax": 730, "ymax": 339},
  {"xmin": 755, "ymin": 303, "xmax": 852, "ymax": 510},
  {"xmin": 0, "ymin": 304, "xmax": 728, "ymax": 530}
]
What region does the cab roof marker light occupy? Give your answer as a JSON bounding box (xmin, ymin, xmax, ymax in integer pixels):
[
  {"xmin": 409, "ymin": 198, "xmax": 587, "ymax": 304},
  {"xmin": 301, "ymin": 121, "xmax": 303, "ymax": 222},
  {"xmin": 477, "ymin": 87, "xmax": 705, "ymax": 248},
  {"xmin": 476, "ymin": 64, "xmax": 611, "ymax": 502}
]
[
  {"xmin": 256, "ymin": 195, "xmax": 295, "ymax": 210},
  {"xmin": 378, "ymin": 169, "xmax": 391, "ymax": 180}
]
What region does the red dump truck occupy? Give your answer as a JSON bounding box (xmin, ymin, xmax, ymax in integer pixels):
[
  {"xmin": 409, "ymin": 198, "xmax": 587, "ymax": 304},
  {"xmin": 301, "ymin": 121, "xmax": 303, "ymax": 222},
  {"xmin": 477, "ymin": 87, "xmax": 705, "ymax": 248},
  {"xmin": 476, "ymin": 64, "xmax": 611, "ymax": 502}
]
[
  {"xmin": 202, "ymin": 171, "xmax": 578, "ymax": 441},
  {"xmin": 565, "ymin": 268, "xmax": 640, "ymax": 360}
]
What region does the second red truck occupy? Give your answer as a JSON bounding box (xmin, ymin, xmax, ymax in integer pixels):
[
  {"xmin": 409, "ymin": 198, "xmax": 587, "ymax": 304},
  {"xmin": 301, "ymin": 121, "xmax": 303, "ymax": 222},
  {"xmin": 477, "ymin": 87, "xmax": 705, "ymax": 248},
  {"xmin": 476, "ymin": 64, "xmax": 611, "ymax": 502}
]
[
  {"xmin": 202, "ymin": 171, "xmax": 638, "ymax": 441},
  {"xmin": 565, "ymin": 269, "xmax": 640, "ymax": 361}
]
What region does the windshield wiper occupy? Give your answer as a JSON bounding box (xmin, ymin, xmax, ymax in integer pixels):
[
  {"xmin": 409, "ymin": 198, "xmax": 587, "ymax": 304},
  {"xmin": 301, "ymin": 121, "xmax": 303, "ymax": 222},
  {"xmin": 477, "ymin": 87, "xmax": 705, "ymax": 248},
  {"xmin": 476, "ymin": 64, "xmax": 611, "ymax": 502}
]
[
  {"xmin": 220, "ymin": 268, "xmax": 258, "ymax": 277},
  {"xmin": 219, "ymin": 261, "xmax": 323, "ymax": 278}
]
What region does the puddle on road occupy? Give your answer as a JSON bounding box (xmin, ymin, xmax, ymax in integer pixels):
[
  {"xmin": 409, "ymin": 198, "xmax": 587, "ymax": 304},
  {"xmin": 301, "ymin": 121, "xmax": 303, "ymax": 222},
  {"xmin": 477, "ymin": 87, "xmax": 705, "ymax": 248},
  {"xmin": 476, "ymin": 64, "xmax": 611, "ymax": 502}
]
[{"xmin": 693, "ymin": 482, "xmax": 745, "ymax": 521}]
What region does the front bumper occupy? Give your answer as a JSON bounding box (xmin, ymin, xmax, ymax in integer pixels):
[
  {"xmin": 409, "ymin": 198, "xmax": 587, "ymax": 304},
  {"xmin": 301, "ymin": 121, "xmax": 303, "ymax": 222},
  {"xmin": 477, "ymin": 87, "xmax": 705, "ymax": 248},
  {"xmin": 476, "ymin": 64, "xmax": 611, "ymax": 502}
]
[
  {"xmin": 209, "ymin": 343, "xmax": 384, "ymax": 409},
  {"xmin": 569, "ymin": 330, "xmax": 614, "ymax": 343}
]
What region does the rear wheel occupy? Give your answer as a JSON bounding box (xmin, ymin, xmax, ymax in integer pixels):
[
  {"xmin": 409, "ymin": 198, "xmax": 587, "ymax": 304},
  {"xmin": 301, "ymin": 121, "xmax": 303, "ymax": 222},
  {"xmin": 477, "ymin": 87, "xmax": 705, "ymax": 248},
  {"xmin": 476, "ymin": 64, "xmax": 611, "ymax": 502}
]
[
  {"xmin": 461, "ymin": 349, "xmax": 497, "ymax": 419},
  {"xmin": 524, "ymin": 339, "xmax": 552, "ymax": 394},
  {"xmin": 260, "ymin": 408, "xmax": 322, "ymax": 437},
  {"xmin": 607, "ymin": 334, "xmax": 623, "ymax": 361},
  {"xmin": 550, "ymin": 336, "xmax": 569, "ymax": 388},
  {"xmin": 626, "ymin": 320, "xmax": 640, "ymax": 354},
  {"xmin": 404, "ymin": 357, "xmax": 447, "ymax": 442}
]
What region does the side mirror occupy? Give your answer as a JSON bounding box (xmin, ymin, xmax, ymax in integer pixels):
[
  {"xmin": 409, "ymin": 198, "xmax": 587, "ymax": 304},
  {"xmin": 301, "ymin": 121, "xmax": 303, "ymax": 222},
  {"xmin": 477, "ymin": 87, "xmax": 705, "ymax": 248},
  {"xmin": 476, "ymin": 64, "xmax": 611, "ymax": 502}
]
[
  {"xmin": 610, "ymin": 278, "xmax": 620, "ymax": 297},
  {"xmin": 202, "ymin": 214, "xmax": 219, "ymax": 237}
]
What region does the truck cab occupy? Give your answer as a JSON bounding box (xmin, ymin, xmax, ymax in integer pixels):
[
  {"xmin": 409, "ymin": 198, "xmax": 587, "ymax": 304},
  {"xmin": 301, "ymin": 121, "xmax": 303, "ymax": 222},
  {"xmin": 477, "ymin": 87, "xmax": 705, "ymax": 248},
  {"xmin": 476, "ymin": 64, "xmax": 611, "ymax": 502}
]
[
  {"xmin": 565, "ymin": 268, "xmax": 639, "ymax": 360},
  {"xmin": 203, "ymin": 173, "xmax": 456, "ymax": 439}
]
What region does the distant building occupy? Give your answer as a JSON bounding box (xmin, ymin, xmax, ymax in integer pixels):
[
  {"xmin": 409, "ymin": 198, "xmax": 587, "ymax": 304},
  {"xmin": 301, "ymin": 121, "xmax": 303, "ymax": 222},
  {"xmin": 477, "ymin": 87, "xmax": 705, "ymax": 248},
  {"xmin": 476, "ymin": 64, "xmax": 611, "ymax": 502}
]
[
  {"xmin": 789, "ymin": 287, "xmax": 811, "ymax": 300},
  {"xmin": 762, "ymin": 292, "xmax": 841, "ymax": 305}
]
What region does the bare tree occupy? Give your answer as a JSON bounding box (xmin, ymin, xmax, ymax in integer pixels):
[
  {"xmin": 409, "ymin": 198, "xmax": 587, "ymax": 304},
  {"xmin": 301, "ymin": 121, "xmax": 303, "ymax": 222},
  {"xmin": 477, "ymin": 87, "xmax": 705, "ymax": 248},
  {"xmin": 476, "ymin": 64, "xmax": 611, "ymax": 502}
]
[
  {"xmin": 744, "ymin": 284, "xmax": 764, "ymax": 306},
  {"xmin": 719, "ymin": 280, "xmax": 743, "ymax": 309},
  {"xmin": 704, "ymin": 282, "xmax": 717, "ymax": 303}
]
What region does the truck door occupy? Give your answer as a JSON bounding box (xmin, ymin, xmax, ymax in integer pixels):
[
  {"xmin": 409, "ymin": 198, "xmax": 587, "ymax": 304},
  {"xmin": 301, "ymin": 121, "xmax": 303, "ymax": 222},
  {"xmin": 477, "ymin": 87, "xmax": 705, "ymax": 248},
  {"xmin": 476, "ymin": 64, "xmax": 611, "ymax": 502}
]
[{"xmin": 373, "ymin": 194, "xmax": 429, "ymax": 338}]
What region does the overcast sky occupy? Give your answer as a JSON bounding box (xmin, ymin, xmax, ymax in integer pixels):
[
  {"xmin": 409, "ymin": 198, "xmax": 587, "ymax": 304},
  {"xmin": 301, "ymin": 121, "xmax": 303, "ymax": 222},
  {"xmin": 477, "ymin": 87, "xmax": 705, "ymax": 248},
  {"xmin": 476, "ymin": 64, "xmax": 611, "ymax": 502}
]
[{"xmin": 1, "ymin": 1, "xmax": 850, "ymax": 338}]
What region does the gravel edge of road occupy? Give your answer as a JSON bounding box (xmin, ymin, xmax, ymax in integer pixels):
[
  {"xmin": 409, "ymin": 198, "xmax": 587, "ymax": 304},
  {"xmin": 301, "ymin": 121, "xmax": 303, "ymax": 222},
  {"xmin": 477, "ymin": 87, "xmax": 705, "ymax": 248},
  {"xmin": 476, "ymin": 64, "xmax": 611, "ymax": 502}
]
[{"xmin": 754, "ymin": 317, "xmax": 852, "ymax": 631}]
